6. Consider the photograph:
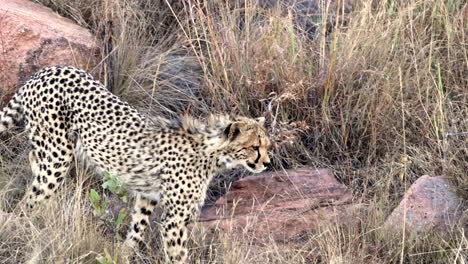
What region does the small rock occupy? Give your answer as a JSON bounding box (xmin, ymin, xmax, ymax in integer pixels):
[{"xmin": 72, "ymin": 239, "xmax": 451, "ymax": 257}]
[
  {"xmin": 0, "ymin": 0, "xmax": 100, "ymax": 102},
  {"xmin": 384, "ymin": 175, "xmax": 465, "ymax": 234},
  {"xmin": 198, "ymin": 168, "xmax": 356, "ymax": 243}
]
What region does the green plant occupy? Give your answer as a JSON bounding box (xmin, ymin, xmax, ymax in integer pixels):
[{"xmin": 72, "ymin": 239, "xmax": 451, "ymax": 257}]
[{"xmin": 90, "ymin": 172, "xmax": 129, "ymax": 263}]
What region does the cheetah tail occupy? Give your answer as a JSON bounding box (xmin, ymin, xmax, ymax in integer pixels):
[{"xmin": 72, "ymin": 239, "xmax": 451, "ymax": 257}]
[{"xmin": 0, "ymin": 92, "xmax": 24, "ymax": 133}]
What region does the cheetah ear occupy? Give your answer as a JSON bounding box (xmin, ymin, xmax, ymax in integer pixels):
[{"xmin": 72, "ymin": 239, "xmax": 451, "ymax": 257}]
[
  {"xmin": 255, "ymin": 117, "xmax": 265, "ymax": 126},
  {"xmin": 224, "ymin": 123, "xmax": 241, "ymax": 141}
]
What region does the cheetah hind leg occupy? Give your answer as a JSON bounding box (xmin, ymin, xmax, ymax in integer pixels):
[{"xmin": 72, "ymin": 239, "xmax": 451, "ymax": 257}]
[
  {"xmin": 25, "ymin": 138, "xmax": 73, "ymax": 209},
  {"xmin": 124, "ymin": 195, "xmax": 157, "ymax": 249},
  {"xmin": 120, "ymin": 195, "xmax": 158, "ymax": 264},
  {"xmin": 24, "ymin": 151, "xmax": 39, "ymax": 208},
  {"xmin": 160, "ymin": 206, "xmax": 191, "ymax": 264}
]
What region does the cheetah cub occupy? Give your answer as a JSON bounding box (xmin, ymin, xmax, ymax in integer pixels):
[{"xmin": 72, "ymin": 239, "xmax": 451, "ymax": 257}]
[{"xmin": 0, "ymin": 66, "xmax": 271, "ymax": 263}]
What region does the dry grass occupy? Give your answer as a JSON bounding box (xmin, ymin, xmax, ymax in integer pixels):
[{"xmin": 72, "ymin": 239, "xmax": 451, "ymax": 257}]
[{"xmin": 1, "ymin": 0, "xmax": 467, "ymax": 263}]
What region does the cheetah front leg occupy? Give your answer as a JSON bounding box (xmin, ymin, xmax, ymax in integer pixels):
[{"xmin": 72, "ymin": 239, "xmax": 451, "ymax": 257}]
[{"xmin": 160, "ymin": 203, "xmax": 192, "ymax": 263}]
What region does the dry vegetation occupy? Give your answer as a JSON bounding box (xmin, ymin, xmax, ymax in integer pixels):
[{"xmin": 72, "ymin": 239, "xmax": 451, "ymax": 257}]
[{"xmin": 1, "ymin": 0, "xmax": 467, "ymax": 263}]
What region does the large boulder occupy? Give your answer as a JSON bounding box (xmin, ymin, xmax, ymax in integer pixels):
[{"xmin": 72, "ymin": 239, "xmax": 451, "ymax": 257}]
[
  {"xmin": 198, "ymin": 168, "xmax": 356, "ymax": 243},
  {"xmin": 384, "ymin": 175, "xmax": 465, "ymax": 234},
  {"xmin": 0, "ymin": 0, "xmax": 100, "ymax": 102}
]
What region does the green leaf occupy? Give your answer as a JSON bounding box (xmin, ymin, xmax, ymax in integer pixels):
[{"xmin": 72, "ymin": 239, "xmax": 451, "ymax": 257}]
[
  {"xmin": 118, "ymin": 188, "xmax": 128, "ymax": 203},
  {"xmin": 90, "ymin": 189, "xmax": 101, "ymax": 207},
  {"xmin": 104, "ymin": 172, "xmax": 112, "ymax": 180},
  {"xmin": 120, "ymin": 193, "xmax": 128, "ymax": 203},
  {"xmin": 103, "ymin": 180, "xmax": 117, "ymax": 193},
  {"xmin": 116, "ymin": 208, "xmax": 127, "ymax": 228}
]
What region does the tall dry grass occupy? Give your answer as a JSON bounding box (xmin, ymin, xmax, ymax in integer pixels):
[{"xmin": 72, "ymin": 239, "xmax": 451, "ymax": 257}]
[{"xmin": 1, "ymin": 0, "xmax": 467, "ymax": 263}]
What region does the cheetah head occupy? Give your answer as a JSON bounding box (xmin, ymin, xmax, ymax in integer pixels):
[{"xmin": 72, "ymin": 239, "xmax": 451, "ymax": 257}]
[{"xmin": 221, "ymin": 117, "xmax": 271, "ymax": 173}]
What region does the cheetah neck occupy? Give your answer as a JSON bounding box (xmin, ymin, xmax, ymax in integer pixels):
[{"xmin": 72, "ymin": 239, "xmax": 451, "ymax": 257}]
[
  {"xmin": 164, "ymin": 114, "xmax": 232, "ymax": 151},
  {"xmin": 161, "ymin": 114, "xmax": 235, "ymax": 174}
]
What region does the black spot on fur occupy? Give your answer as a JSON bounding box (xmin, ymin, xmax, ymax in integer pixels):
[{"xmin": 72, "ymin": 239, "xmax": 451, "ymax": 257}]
[
  {"xmin": 140, "ymin": 207, "xmax": 152, "ymax": 215},
  {"xmin": 133, "ymin": 223, "xmax": 140, "ymax": 233}
]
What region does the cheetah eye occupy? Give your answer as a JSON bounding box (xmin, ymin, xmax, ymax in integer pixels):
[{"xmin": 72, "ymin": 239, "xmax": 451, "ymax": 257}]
[{"xmin": 252, "ymin": 146, "xmax": 260, "ymax": 151}]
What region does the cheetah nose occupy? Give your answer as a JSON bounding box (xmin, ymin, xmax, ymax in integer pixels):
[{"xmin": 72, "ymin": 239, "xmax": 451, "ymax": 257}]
[{"xmin": 263, "ymin": 162, "xmax": 271, "ymax": 168}]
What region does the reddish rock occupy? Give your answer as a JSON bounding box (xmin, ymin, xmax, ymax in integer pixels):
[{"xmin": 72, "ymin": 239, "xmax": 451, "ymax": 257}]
[
  {"xmin": 198, "ymin": 168, "xmax": 355, "ymax": 242},
  {"xmin": 0, "ymin": 0, "xmax": 100, "ymax": 102},
  {"xmin": 384, "ymin": 175, "xmax": 464, "ymax": 234}
]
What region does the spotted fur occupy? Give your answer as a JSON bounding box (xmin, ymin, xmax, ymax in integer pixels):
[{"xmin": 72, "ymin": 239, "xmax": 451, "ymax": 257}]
[{"xmin": 0, "ymin": 66, "xmax": 271, "ymax": 263}]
